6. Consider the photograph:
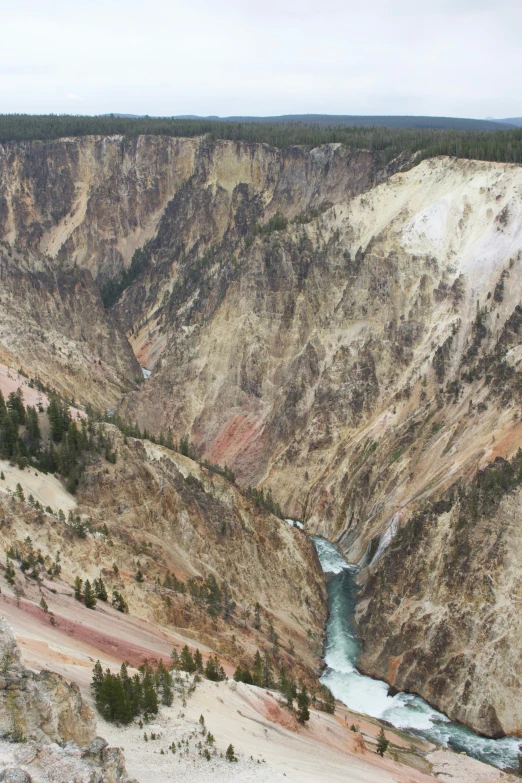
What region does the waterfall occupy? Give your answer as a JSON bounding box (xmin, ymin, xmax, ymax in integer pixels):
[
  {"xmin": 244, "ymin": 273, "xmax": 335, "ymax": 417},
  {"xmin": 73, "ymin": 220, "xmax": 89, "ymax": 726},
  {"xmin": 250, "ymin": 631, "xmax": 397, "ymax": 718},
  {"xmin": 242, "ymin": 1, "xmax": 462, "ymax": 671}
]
[{"xmin": 369, "ymin": 511, "xmax": 400, "ymax": 566}]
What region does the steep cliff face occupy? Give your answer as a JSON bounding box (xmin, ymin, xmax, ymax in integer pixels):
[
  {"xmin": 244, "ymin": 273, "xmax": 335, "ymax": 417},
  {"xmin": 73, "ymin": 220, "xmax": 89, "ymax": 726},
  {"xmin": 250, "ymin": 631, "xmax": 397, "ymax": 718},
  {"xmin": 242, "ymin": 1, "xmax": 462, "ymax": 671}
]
[
  {"xmin": 0, "ymin": 135, "xmax": 396, "ymax": 405},
  {"xmin": 119, "ymin": 156, "xmax": 522, "ymax": 527},
  {"xmin": 356, "ymin": 458, "xmax": 522, "ymax": 739},
  {"xmin": 0, "ymin": 252, "xmax": 140, "ymax": 408}
]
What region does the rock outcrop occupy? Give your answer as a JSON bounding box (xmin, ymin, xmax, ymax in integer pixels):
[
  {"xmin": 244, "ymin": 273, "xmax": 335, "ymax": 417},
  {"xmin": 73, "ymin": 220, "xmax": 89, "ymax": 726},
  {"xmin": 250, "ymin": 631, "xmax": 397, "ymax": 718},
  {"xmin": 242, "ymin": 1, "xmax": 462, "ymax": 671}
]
[{"xmin": 0, "ymin": 618, "xmax": 134, "ymax": 782}]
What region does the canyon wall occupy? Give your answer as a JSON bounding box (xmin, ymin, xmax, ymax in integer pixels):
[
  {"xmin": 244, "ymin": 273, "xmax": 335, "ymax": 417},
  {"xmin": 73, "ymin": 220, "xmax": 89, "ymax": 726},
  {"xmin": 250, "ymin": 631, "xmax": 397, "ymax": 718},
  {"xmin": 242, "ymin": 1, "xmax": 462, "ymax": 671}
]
[{"xmin": 2, "ymin": 134, "xmax": 522, "ymax": 736}]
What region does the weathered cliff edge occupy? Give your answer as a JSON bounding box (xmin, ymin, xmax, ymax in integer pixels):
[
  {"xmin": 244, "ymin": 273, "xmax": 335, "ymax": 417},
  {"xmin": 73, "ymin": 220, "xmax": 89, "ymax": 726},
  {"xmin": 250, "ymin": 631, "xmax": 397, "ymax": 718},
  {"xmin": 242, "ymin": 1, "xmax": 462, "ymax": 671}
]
[{"xmin": 0, "ymin": 617, "xmax": 134, "ymax": 782}]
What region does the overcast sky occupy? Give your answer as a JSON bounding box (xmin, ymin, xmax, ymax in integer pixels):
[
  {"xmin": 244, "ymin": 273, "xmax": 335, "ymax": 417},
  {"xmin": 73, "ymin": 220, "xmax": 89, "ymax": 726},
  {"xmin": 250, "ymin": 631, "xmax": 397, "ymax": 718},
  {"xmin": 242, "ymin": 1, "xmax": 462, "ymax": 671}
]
[{"xmin": 1, "ymin": 0, "xmax": 521, "ymax": 119}]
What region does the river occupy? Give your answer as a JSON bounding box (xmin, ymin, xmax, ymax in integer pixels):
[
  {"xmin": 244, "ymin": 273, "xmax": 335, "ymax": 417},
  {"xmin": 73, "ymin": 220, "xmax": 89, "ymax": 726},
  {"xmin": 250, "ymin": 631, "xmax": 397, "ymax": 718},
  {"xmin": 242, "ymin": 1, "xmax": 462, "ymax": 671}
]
[{"xmin": 312, "ymin": 536, "xmax": 522, "ymax": 771}]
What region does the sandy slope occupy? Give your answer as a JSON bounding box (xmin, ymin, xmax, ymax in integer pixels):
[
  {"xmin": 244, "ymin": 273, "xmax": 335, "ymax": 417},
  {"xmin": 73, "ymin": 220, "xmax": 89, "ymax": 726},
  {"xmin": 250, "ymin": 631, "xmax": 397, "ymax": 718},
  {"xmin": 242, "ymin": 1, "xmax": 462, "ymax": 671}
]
[
  {"xmin": 0, "ymin": 362, "xmax": 85, "ymax": 420},
  {"xmin": 0, "ymin": 459, "xmax": 76, "ymax": 514},
  {"xmin": 101, "ymin": 678, "xmax": 437, "ymax": 783}
]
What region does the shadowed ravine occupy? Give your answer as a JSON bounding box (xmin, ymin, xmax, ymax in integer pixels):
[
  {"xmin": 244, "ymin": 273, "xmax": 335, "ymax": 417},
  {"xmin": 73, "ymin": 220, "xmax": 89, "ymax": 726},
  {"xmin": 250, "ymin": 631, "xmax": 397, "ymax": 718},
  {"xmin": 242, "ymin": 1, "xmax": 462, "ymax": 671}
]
[{"xmin": 312, "ymin": 536, "xmax": 522, "ymax": 771}]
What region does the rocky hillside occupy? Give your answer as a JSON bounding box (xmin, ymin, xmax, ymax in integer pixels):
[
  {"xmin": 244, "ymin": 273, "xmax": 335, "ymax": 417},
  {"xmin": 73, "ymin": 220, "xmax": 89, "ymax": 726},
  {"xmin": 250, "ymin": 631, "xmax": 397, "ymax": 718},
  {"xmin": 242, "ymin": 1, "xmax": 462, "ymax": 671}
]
[
  {"xmin": 2, "ymin": 134, "xmax": 522, "ymax": 738},
  {"xmin": 0, "ymin": 617, "xmax": 134, "ymax": 782},
  {"xmin": 0, "ymin": 422, "xmax": 326, "ymax": 679}
]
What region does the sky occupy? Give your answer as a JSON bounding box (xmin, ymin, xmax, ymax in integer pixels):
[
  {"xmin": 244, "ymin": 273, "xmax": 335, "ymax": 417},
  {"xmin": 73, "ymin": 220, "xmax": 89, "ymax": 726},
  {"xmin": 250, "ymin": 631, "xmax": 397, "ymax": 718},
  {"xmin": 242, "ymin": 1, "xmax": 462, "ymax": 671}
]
[{"xmin": 1, "ymin": 0, "xmax": 521, "ymax": 119}]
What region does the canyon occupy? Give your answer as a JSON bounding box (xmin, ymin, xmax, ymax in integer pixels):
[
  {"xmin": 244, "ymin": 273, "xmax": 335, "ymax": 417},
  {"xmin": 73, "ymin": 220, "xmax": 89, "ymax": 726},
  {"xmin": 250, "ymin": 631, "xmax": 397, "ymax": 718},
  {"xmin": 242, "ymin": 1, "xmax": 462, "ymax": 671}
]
[{"xmin": 1, "ymin": 131, "xmax": 522, "ymax": 765}]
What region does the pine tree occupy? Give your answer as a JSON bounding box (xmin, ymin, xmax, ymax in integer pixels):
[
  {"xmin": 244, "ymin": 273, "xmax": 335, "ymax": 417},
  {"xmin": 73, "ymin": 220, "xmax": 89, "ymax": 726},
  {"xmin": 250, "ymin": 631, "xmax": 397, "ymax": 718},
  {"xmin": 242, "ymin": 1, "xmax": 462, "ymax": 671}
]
[
  {"xmin": 25, "ymin": 406, "xmax": 41, "ymax": 453},
  {"xmin": 96, "ymin": 671, "xmax": 133, "ymax": 724},
  {"xmin": 129, "ymin": 672, "xmax": 143, "ymax": 717},
  {"xmin": 5, "ymin": 558, "xmax": 16, "ymax": 586},
  {"xmin": 376, "ymin": 727, "xmax": 389, "ymax": 757},
  {"xmin": 241, "ymin": 667, "xmax": 253, "ymax": 685},
  {"xmin": 15, "ymin": 483, "xmax": 25, "ymax": 502},
  {"xmin": 94, "ymin": 577, "xmax": 108, "ymax": 601},
  {"xmin": 170, "ymin": 648, "xmax": 180, "ymax": 669},
  {"xmin": 280, "ymin": 669, "xmax": 297, "ymax": 708},
  {"xmin": 142, "ymin": 672, "xmax": 158, "ymax": 717},
  {"xmin": 253, "ymin": 601, "xmax": 261, "ymax": 630},
  {"xmin": 84, "ymin": 580, "xmax": 97, "ymax": 609},
  {"xmin": 91, "ymin": 660, "xmax": 104, "ymax": 700},
  {"xmin": 157, "ymin": 661, "xmax": 174, "ymax": 706},
  {"xmin": 204, "ymin": 655, "xmax": 226, "ymax": 681},
  {"xmin": 193, "ymin": 648, "xmax": 203, "ymax": 673},
  {"xmin": 297, "ymin": 684, "xmax": 310, "ymax": 724},
  {"xmin": 225, "ymin": 744, "xmax": 237, "ymax": 762},
  {"xmin": 262, "ymin": 651, "xmax": 273, "ymax": 688},
  {"xmin": 180, "ymin": 645, "xmax": 196, "ymax": 673},
  {"xmin": 7, "ymin": 389, "xmax": 25, "ymax": 425},
  {"xmin": 74, "ymin": 576, "xmax": 83, "ymax": 601},
  {"xmin": 111, "ymin": 590, "xmax": 128, "ymax": 613},
  {"xmin": 252, "ymin": 650, "xmax": 263, "ymax": 686},
  {"xmin": 47, "ymin": 395, "xmax": 64, "ymax": 442}
]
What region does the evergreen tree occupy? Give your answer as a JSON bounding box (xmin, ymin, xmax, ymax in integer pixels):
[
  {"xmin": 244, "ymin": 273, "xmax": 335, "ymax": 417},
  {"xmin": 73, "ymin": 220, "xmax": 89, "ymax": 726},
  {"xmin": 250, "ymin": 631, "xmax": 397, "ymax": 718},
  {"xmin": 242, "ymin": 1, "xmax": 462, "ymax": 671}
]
[
  {"xmin": 234, "ymin": 665, "xmax": 253, "ymax": 685},
  {"xmin": 129, "ymin": 672, "xmax": 143, "ymax": 717},
  {"xmin": 252, "ymin": 650, "xmax": 263, "ymax": 686},
  {"xmin": 97, "ymin": 671, "xmax": 133, "ymax": 724},
  {"xmin": 83, "ymin": 580, "xmax": 97, "ymax": 609},
  {"xmin": 262, "ymin": 651, "xmax": 273, "ymax": 688},
  {"xmin": 94, "ymin": 577, "xmax": 108, "ymax": 601},
  {"xmin": 225, "ymin": 744, "xmax": 237, "ymax": 762},
  {"xmin": 170, "ymin": 648, "xmax": 180, "ymax": 669},
  {"xmin": 253, "ymin": 601, "xmax": 261, "ymax": 630},
  {"xmin": 5, "ymin": 558, "xmax": 16, "ymax": 586},
  {"xmin": 142, "ymin": 671, "xmax": 159, "ymax": 717},
  {"xmin": 111, "ymin": 590, "xmax": 128, "ymax": 613},
  {"xmin": 297, "ymin": 684, "xmax": 310, "ymax": 723},
  {"xmin": 25, "ymin": 406, "xmax": 41, "ymax": 453},
  {"xmin": 193, "ymin": 648, "xmax": 203, "ymax": 673},
  {"xmin": 91, "ymin": 660, "xmax": 104, "ymax": 700},
  {"xmin": 7, "ymin": 389, "xmax": 25, "ymax": 425},
  {"xmin": 157, "ymin": 661, "xmax": 174, "ymax": 706},
  {"xmin": 74, "ymin": 576, "xmax": 83, "ymax": 601},
  {"xmin": 180, "ymin": 645, "xmax": 196, "ymax": 673},
  {"xmin": 376, "ymin": 727, "xmax": 389, "ymax": 757},
  {"xmin": 279, "ymin": 669, "xmax": 297, "ymax": 708},
  {"xmin": 47, "ymin": 395, "xmax": 69, "ymax": 442},
  {"xmin": 204, "ymin": 655, "xmax": 226, "ymax": 682}
]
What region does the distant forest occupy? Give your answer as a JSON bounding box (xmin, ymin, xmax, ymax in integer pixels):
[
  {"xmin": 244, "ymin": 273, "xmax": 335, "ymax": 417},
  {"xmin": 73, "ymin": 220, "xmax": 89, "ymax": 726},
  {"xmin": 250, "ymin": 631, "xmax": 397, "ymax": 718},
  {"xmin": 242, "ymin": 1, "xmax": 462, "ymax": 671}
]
[{"xmin": 1, "ymin": 114, "xmax": 522, "ymax": 164}]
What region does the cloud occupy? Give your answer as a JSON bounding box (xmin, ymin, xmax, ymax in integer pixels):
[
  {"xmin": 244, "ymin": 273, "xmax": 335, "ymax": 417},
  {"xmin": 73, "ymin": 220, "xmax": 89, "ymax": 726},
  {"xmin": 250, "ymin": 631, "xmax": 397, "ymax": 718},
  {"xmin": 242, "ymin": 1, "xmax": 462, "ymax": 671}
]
[{"xmin": 0, "ymin": 0, "xmax": 520, "ymax": 117}]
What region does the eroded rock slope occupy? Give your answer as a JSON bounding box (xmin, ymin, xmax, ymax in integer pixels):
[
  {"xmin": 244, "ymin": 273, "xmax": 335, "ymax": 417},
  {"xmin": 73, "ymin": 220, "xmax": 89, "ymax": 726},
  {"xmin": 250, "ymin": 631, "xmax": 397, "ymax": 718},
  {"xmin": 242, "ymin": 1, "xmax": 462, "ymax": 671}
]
[{"xmin": 2, "ymin": 134, "xmax": 522, "ymax": 737}]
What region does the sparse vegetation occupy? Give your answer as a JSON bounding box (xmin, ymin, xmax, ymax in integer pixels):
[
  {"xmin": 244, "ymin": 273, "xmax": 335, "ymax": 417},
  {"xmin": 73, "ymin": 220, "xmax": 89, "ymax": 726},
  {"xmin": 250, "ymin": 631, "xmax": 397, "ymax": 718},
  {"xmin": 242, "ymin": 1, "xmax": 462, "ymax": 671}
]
[
  {"xmin": 376, "ymin": 727, "xmax": 389, "ymax": 756},
  {"xmin": 91, "ymin": 659, "xmax": 169, "ymax": 724}
]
